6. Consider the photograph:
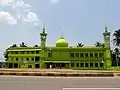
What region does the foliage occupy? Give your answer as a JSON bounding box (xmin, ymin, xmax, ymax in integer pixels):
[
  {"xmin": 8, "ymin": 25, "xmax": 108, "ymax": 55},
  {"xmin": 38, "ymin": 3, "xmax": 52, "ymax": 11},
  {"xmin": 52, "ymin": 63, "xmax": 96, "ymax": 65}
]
[
  {"xmin": 11, "ymin": 44, "xmax": 17, "ymax": 47},
  {"xmin": 34, "ymin": 45, "xmax": 38, "ymax": 47},
  {"xmin": 94, "ymin": 41, "xmax": 104, "ymax": 47},
  {"xmin": 77, "ymin": 42, "xmax": 84, "ymax": 47},
  {"xmin": 4, "ymin": 51, "xmax": 8, "ymax": 61},
  {"xmin": 20, "ymin": 42, "xmax": 27, "ymax": 47},
  {"xmin": 113, "ymin": 29, "xmax": 120, "ymax": 46}
]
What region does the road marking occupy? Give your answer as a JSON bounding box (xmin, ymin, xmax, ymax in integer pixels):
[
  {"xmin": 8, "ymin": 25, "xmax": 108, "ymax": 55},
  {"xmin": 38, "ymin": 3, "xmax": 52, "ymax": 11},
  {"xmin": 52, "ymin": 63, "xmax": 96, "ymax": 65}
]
[
  {"xmin": 63, "ymin": 88, "xmax": 120, "ymax": 90},
  {"xmin": 0, "ymin": 76, "xmax": 117, "ymax": 78}
]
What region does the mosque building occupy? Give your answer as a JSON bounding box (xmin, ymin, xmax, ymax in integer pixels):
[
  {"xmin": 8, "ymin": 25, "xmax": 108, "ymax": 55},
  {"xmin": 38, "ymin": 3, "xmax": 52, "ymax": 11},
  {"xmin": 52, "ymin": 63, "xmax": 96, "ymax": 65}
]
[{"xmin": 4, "ymin": 25, "xmax": 111, "ymax": 69}]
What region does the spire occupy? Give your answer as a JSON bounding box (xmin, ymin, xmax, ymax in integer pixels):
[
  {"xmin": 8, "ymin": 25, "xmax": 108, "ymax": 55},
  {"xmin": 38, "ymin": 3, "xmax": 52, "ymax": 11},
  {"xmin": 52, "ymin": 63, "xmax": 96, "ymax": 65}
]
[
  {"xmin": 42, "ymin": 25, "xmax": 46, "ymax": 33},
  {"xmin": 60, "ymin": 28, "xmax": 64, "ymax": 39},
  {"xmin": 105, "ymin": 24, "xmax": 108, "ymax": 32}
]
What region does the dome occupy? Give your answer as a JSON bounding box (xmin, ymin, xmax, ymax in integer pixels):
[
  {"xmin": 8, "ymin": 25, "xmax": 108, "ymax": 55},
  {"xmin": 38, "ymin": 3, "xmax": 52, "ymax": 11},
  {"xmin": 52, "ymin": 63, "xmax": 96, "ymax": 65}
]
[{"xmin": 56, "ymin": 36, "xmax": 68, "ymax": 47}]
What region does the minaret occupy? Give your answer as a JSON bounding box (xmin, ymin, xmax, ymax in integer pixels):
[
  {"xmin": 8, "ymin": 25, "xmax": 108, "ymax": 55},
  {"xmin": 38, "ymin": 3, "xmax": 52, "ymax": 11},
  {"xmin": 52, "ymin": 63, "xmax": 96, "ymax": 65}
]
[
  {"xmin": 40, "ymin": 25, "xmax": 47, "ymax": 48},
  {"xmin": 103, "ymin": 25, "xmax": 111, "ymax": 49},
  {"xmin": 103, "ymin": 25, "xmax": 111, "ymax": 69},
  {"xmin": 40, "ymin": 26, "xmax": 47, "ymax": 68}
]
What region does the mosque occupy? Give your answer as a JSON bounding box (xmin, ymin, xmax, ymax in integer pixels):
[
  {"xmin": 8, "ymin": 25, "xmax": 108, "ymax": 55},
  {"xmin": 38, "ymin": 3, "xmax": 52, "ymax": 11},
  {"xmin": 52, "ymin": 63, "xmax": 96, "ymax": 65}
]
[{"xmin": 4, "ymin": 25, "xmax": 111, "ymax": 69}]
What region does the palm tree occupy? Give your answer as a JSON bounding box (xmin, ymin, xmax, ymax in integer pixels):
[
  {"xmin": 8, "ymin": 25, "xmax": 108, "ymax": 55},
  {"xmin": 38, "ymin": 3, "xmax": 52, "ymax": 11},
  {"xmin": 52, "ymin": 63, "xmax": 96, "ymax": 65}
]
[
  {"xmin": 112, "ymin": 29, "xmax": 120, "ymax": 66},
  {"xmin": 20, "ymin": 42, "xmax": 27, "ymax": 47},
  {"xmin": 4, "ymin": 51, "xmax": 8, "ymax": 61},
  {"xmin": 114, "ymin": 48, "xmax": 120, "ymax": 66},
  {"xmin": 11, "ymin": 44, "xmax": 17, "ymax": 47},
  {"xmin": 34, "ymin": 45, "xmax": 38, "ymax": 47},
  {"xmin": 77, "ymin": 42, "xmax": 84, "ymax": 47},
  {"xmin": 111, "ymin": 50, "xmax": 116, "ymax": 66},
  {"xmin": 94, "ymin": 41, "xmax": 104, "ymax": 47},
  {"xmin": 113, "ymin": 29, "xmax": 120, "ymax": 46}
]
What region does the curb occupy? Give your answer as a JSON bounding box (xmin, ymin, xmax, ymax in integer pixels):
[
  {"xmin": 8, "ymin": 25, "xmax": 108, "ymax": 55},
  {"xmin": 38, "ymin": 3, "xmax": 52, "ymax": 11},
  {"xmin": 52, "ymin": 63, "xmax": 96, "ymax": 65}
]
[{"xmin": 0, "ymin": 72, "xmax": 115, "ymax": 77}]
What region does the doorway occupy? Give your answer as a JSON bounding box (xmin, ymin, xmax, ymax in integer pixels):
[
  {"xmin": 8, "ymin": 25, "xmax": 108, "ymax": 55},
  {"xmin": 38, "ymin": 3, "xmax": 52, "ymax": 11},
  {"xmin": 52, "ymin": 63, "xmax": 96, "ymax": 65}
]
[
  {"xmin": 14, "ymin": 63, "xmax": 18, "ymax": 68},
  {"xmin": 35, "ymin": 64, "xmax": 39, "ymax": 68},
  {"xmin": 8, "ymin": 63, "xmax": 13, "ymax": 68}
]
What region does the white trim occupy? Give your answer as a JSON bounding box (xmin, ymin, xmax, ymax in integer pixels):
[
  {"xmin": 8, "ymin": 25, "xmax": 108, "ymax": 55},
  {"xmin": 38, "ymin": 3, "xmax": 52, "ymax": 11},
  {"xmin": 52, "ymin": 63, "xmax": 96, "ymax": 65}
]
[
  {"xmin": 7, "ymin": 49, "xmax": 41, "ymax": 51},
  {"xmin": 63, "ymin": 88, "xmax": 120, "ymax": 90}
]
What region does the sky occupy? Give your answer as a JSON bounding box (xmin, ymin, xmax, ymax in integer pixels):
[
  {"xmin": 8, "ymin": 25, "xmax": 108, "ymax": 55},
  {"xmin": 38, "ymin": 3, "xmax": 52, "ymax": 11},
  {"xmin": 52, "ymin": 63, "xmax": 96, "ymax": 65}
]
[{"xmin": 0, "ymin": 0, "xmax": 120, "ymax": 61}]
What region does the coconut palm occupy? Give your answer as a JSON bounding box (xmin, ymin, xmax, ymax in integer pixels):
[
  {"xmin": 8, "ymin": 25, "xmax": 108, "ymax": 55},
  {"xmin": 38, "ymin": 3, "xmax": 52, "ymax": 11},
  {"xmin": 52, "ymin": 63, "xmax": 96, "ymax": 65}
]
[
  {"xmin": 20, "ymin": 42, "xmax": 27, "ymax": 47},
  {"xmin": 94, "ymin": 41, "xmax": 104, "ymax": 47},
  {"xmin": 113, "ymin": 29, "xmax": 120, "ymax": 46},
  {"xmin": 114, "ymin": 48, "xmax": 120, "ymax": 66},
  {"xmin": 77, "ymin": 42, "xmax": 84, "ymax": 47},
  {"xmin": 112, "ymin": 29, "xmax": 120, "ymax": 66}
]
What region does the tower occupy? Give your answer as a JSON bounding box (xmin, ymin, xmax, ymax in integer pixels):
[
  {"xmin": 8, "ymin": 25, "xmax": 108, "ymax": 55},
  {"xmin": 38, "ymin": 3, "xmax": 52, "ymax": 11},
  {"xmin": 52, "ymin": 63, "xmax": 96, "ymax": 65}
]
[
  {"xmin": 40, "ymin": 26, "xmax": 47, "ymax": 68},
  {"xmin": 103, "ymin": 25, "xmax": 110, "ymax": 49},
  {"xmin": 103, "ymin": 25, "xmax": 111, "ymax": 69},
  {"xmin": 40, "ymin": 26, "xmax": 47, "ymax": 48}
]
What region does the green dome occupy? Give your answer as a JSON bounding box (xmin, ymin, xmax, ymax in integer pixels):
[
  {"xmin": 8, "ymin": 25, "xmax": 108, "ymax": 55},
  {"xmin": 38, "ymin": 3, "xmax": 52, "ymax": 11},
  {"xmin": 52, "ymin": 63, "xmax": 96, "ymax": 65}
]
[{"xmin": 56, "ymin": 37, "xmax": 68, "ymax": 47}]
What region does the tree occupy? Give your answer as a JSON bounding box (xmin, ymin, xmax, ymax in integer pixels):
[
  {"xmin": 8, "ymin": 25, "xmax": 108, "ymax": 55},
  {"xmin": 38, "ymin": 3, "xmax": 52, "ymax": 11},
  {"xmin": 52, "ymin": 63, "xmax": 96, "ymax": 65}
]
[
  {"xmin": 94, "ymin": 41, "xmax": 104, "ymax": 47},
  {"xmin": 111, "ymin": 50, "xmax": 116, "ymax": 66},
  {"xmin": 11, "ymin": 44, "xmax": 17, "ymax": 47},
  {"xmin": 20, "ymin": 42, "xmax": 27, "ymax": 47},
  {"xmin": 114, "ymin": 48, "xmax": 120, "ymax": 66},
  {"xmin": 34, "ymin": 45, "xmax": 38, "ymax": 47},
  {"xmin": 4, "ymin": 51, "xmax": 8, "ymax": 61},
  {"xmin": 77, "ymin": 42, "xmax": 84, "ymax": 47},
  {"xmin": 112, "ymin": 29, "xmax": 120, "ymax": 66},
  {"xmin": 113, "ymin": 29, "xmax": 120, "ymax": 46}
]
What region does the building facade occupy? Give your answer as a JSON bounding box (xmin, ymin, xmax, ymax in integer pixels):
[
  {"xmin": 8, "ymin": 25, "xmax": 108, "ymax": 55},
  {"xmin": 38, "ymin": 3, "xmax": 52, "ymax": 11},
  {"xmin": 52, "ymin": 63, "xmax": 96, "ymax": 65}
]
[{"xmin": 4, "ymin": 26, "xmax": 111, "ymax": 69}]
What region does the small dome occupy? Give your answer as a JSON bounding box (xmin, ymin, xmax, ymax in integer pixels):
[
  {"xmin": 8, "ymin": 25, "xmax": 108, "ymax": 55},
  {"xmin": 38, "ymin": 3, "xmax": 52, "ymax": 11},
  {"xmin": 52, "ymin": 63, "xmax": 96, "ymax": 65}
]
[{"xmin": 56, "ymin": 36, "xmax": 68, "ymax": 47}]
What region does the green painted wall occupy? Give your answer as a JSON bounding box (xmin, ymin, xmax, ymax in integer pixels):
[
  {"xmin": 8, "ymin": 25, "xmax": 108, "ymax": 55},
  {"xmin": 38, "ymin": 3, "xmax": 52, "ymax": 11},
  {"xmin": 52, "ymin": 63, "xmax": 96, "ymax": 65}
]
[{"xmin": 4, "ymin": 26, "xmax": 114, "ymax": 70}]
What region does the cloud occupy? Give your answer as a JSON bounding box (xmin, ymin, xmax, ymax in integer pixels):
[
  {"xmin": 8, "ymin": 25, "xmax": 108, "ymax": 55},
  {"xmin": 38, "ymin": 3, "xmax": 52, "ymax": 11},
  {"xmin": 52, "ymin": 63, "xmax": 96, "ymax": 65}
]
[
  {"xmin": 0, "ymin": 0, "xmax": 41, "ymax": 26},
  {"xmin": 24, "ymin": 12, "xmax": 40, "ymax": 26},
  {"xmin": 50, "ymin": 0, "xmax": 60, "ymax": 4},
  {"xmin": 0, "ymin": 11, "xmax": 17, "ymax": 25},
  {"xmin": 0, "ymin": 0, "xmax": 14, "ymax": 5}
]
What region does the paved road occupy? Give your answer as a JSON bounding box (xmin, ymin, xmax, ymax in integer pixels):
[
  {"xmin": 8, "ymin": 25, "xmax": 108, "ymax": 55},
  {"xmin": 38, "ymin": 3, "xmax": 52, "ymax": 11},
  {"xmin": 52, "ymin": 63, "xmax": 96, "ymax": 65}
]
[{"xmin": 0, "ymin": 76, "xmax": 120, "ymax": 90}]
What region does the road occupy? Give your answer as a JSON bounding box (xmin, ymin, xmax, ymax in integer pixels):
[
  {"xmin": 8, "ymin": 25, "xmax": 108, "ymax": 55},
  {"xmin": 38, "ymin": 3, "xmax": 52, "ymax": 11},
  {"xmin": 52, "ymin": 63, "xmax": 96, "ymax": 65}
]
[{"xmin": 0, "ymin": 76, "xmax": 120, "ymax": 90}]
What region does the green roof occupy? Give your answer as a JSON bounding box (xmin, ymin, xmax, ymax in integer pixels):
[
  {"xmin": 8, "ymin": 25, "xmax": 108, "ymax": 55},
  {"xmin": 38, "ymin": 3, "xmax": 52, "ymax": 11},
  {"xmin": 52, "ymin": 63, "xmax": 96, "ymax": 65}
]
[{"xmin": 56, "ymin": 36, "xmax": 68, "ymax": 47}]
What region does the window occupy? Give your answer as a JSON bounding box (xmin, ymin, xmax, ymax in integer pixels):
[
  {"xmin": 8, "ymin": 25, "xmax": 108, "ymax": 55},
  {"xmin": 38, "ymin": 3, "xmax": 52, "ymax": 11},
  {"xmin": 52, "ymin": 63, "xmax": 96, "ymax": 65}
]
[
  {"xmin": 75, "ymin": 53, "xmax": 79, "ymax": 58},
  {"xmin": 80, "ymin": 53, "xmax": 84, "ymax": 57},
  {"xmin": 71, "ymin": 63, "xmax": 74, "ymax": 67},
  {"xmin": 100, "ymin": 63, "xmax": 103, "ymax": 67},
  {"xmin": 95, "ymin": 53, "xmax": 98, "ymax": 57},
  {"xmin": 99, "ymin": 53, "xmax": 104, "ymax": 57},
  {"xmin": 16, "ymin": 58, "xmax": 18, "ymax": 61},
  {"xmin": 76, "ymin": 63, "xmax": 79, "ymax": 67},
  {"xmin": 90, "ymin": 53, "xmax": 93, "ymax": 57},
  {"xmin": 85, "ymin": 53, "xmax": 88, "ymax": 57},
  {"xmin": 26, "ymin": 58, "xmax": 29, "ymax": 61},
  {"xmin": 21, "ymin": 51, "xmax": 25, "ymax": 54},
  {"xmin": 36, "ymin": 51, "xmax": 39, "ymax": 54},
  {"xmin": 48, "ymin": 53, "xmax": 52, "ymax": 57},
  {"xmin": 35, "ymin": 57, "xmax": 40, "ymax": 62},
  {"xmin": 80, "ymin": 63, "xmax": 84, "ymax": 67},
  {"xmin": 27, "ymin": 51, "xmax": 29, "ymax": 54},
  {"xmin": 32, "ymin": 58, "xmax": 34, "ymax": 61},
  {"xmin": 15, "ymin": 51, "xmax": 18, "ymax": 54},
  {"xmin": 85, "ymin": 63, "xmax": 89, "ymax": 67},
  {"xmin": 90, "ymin": 63, "xmax": 93, "ymax": 67},
  {"xmin": 70, "ymin": 53, "xmax": 74, "ymax": 58},
  {"xmin": 28, "ymin": 65, "xmax": 32, "ymax": 68},
  {"xmin": 32, "ymin": 51, "xmax": 34, "ymax": 54},
  {"xmin": 95, "ymin": 63, "xmax": 98, "ymax": 67}
]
